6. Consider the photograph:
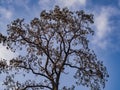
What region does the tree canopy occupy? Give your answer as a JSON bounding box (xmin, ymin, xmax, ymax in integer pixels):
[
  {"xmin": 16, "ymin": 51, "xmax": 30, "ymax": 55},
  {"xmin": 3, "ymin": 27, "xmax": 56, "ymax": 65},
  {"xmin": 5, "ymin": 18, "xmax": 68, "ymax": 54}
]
[{"xmin": 0, "ymin": 6, "xmax": 109, "ymax": 90}]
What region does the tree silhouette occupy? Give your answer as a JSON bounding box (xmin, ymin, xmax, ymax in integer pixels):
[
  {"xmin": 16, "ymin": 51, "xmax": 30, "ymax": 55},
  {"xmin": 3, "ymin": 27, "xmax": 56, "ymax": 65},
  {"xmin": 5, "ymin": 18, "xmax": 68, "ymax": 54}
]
[{"xmin": 0, "ymin": 6, "xmax": 109, "ymax": 90}]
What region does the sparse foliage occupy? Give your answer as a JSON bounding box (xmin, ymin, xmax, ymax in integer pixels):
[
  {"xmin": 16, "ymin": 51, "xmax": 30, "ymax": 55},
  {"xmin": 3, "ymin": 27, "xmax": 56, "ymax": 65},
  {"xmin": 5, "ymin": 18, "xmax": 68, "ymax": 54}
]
[{"xmin": 0, "ymin": 6, "xmax": 109, "ymax": 90}]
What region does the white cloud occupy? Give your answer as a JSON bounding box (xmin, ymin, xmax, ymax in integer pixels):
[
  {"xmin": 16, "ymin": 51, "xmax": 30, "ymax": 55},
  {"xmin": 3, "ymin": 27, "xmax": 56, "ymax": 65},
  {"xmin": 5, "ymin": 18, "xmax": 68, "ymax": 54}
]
[
  {"xmin": 38, "ymin": 0, "xmax": 86, "ymax": 10},
  {"xmin": 14, "ymin": 0, "xmax": 30, "ymax": 12},
  {"xmin": 58, "ymin": 0, "xmax": 86, "ymax": 7},
  {"xmin": 0, "ymin": 7, "xmax": 13, "ymax": 33},
  {"xmin": 0, "ymin": 7, "xmax": 12, "ymax": 19},
  {"xmin": 55, "ymin": 0, "xmax": 86, "ymax": 8},
  {"xmin": 0, "ymin": 0, "xmax": 30, "ymax": 15},
  {"xmin": 95, "ymin": 11, "xmax": 108, "ymax": 39},
  {"xmin": 92, "ymin": 7, "xmax": 115, "ymax": 49},
  {"xmin": 38, "ymin": 0, "xmax": 52, "ymax": 10},
  {"xmin": 38, "ymin": 0, "xmax": 50, "ymax": 5},
  {"xmin": 0, "ymin": 44, "xmax": 18, "ymax": 65}
]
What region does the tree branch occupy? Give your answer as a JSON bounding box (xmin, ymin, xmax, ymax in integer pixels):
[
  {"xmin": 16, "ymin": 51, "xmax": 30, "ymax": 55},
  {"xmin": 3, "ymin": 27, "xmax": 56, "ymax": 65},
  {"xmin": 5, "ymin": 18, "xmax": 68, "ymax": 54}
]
[
  {"xmin": 16, "ymin": 65, "xmax": 50, "ymax": 80},
  {"xmin": 21, "ymin": 84, "xmax": 52, "ymax": 90},
  {"xmin": 64, "ymin": 63, "xmax": 84, "ymax": 70}
]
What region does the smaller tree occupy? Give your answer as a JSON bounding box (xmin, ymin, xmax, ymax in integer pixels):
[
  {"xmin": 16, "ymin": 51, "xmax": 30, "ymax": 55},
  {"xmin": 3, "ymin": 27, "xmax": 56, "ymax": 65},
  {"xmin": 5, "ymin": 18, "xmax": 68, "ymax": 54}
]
[{"xmin": 0, "ymin": 6, "xmax": 109, "ymax": 90}]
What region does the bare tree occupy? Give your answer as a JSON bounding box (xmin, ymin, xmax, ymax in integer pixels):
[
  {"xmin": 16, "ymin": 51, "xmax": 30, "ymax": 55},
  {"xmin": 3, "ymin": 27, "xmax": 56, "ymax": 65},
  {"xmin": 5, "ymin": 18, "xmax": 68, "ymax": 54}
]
[{"xmin": 0, "ymin": 6, "xmax": 109, "ymax": 90}]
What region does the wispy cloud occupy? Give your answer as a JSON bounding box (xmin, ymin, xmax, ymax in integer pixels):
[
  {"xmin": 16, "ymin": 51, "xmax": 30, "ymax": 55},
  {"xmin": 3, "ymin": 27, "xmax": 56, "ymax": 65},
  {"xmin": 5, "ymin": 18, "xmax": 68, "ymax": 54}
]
[
  {"xmin": 55, "ymin": 0, "xmax": 86, "ymax": 7},
  {"xmin": 118, "ymin": 0, "xmax": 120, "ymax": 6},
  {"xmin": 0, "ymin": 7, "xmax": 12, "ymax": 19},
  {"xmin": 38, "ymin": 0, "xmax": 52, "ymax": 10},
  {"xmin": 0, "ymin": 7, "xmax": 13, "ymax": 33},
  {"xmin": 0, "ymin": 0, "xmax": 13, "ymax": 4},
  {"xmin": 92, "ymin": 7, "xmax": 116, "ymax": 49},
  {"xmin": 13, "ymin": 0, "xmax": 30, "ymax": 13},
  {"xmin": 0, "ymin": 44, "xmax": 18, "ymax": 65},
  {"xmin": 38, "ymin": 0, "xmax": 50, "ymax": 5},
  {"xmin": 38, "ymin": 0, "xmax": 86, "ymax": 10}
]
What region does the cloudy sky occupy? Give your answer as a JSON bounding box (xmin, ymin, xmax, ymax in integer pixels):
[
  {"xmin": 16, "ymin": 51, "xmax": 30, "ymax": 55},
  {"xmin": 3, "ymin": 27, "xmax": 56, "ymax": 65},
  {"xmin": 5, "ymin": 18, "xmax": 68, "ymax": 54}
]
[{"xmin": 0, "ymin": 0, "xmax": 120, "ymax": 90}]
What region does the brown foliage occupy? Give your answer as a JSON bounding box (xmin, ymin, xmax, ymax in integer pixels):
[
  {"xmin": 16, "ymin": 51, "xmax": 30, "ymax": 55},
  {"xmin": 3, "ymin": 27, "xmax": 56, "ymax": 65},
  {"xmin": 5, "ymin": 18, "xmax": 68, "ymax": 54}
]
[{"xmin": 0, "ymin": 6, "xmax": 108, "ymax": 90}]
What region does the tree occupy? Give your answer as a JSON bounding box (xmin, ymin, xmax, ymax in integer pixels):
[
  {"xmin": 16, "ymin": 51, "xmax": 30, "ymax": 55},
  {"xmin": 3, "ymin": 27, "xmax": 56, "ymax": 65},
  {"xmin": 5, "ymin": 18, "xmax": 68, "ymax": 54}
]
[{"xmin": 0, "ymin": 6, "xmax": 109, "ymax": 90}]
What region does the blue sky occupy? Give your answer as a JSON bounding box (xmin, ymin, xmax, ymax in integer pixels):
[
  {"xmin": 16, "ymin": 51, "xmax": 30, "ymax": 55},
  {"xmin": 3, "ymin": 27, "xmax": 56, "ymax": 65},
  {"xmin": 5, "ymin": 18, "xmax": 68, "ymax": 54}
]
[{"xmin": 0, "ymin": 0, "xmax": 120, "ymax": 90}]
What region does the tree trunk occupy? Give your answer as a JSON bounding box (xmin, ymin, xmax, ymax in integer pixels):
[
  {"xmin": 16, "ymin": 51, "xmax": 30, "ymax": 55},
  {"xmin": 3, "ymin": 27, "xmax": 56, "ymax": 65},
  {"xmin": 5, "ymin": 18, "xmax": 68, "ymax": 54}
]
[{"xmin": 53, "ymin": 84, "xmax": 58, "ymax": 90}]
